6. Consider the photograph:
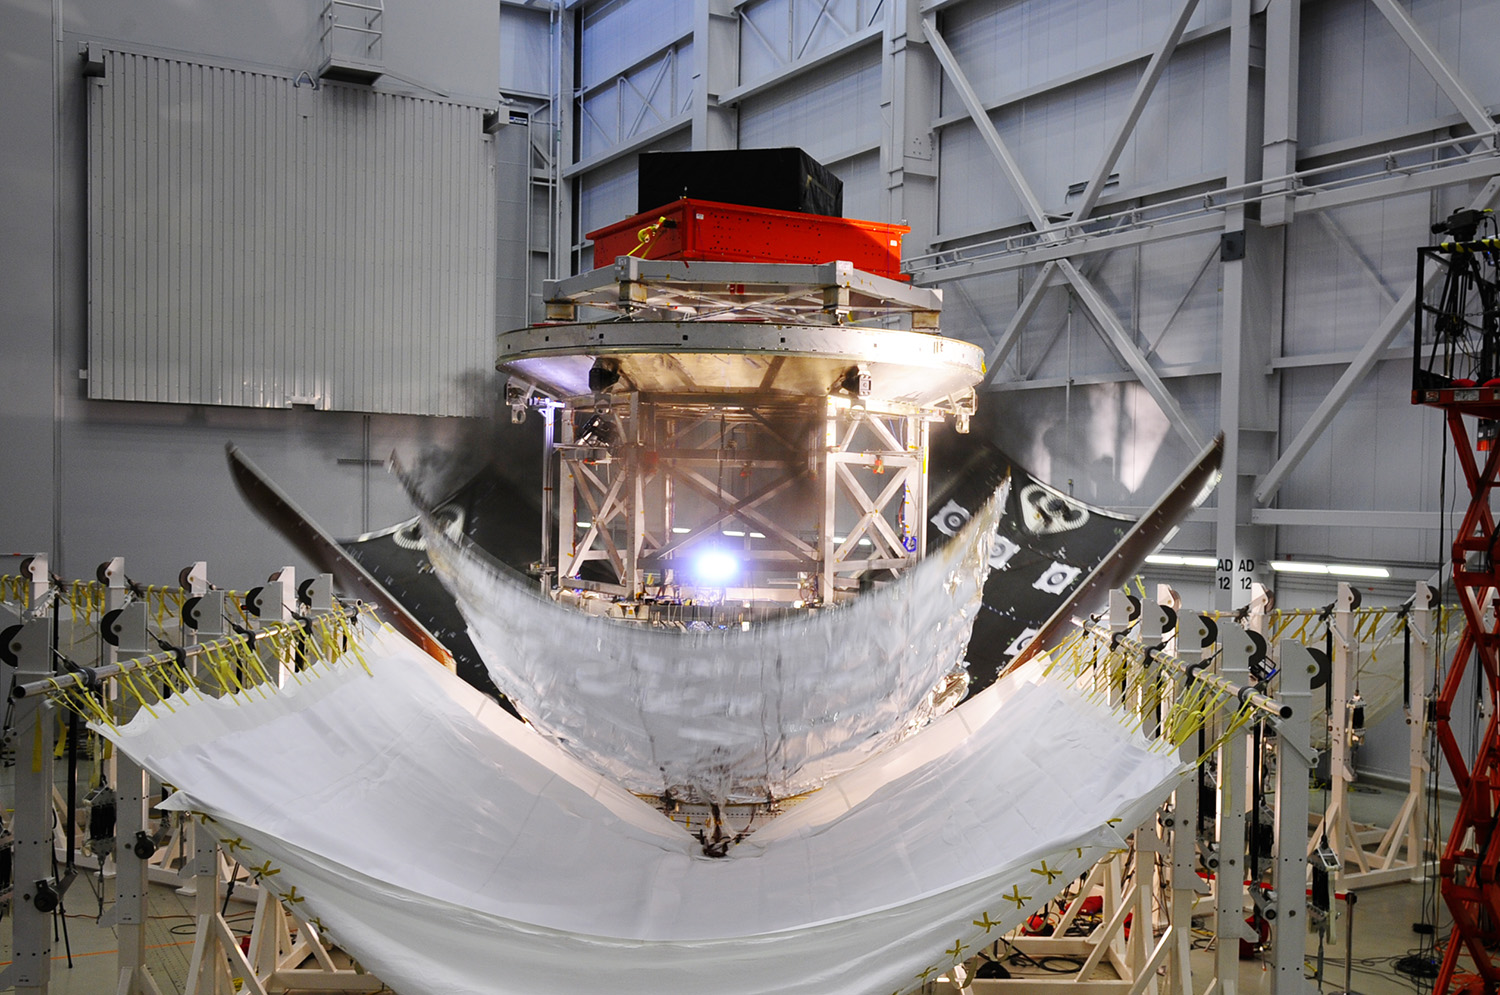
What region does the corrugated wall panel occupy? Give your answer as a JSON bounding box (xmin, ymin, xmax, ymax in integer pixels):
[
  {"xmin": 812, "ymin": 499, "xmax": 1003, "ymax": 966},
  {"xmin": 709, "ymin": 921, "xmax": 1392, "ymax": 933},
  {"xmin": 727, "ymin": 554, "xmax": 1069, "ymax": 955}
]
[{"xmin": 87, "ymin": 48, "xmax": 497, "ymax": 415}]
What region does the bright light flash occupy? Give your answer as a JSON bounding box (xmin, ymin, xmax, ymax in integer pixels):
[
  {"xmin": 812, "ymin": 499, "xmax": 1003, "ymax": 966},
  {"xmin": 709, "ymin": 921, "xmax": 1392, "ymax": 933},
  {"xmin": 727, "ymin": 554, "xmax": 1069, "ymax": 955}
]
[
  {"xmin": 1144, "ymin": 554, "xmax": 1217, "ymax": 568},
  {"xmin": 693, "ymin": 549, "xmax": 739, "ymax": 585}
]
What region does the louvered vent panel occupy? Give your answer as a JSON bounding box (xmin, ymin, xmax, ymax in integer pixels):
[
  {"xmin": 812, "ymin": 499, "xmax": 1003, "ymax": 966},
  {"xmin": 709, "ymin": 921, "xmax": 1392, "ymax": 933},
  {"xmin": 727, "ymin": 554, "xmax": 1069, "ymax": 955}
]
[{"xmin": 87, "ymin": 48, "xmax": 497, "ymax": 415}]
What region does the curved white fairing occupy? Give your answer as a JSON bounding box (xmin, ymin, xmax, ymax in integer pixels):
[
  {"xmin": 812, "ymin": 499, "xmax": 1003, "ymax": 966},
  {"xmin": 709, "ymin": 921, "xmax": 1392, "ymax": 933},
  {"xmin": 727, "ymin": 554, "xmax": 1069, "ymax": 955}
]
[
  {"xmin": 100, "ymin": 627, "xmax": 1183, "ymax": 995},
  {"xmin": 422, "ymin": 486, "xmax": 1007, "ymax": 805}
]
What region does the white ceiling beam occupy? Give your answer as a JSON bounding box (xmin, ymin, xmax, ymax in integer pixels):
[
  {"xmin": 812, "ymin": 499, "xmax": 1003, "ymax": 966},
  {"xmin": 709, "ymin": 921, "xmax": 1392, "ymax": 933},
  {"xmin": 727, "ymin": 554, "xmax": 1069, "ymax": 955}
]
[
  {"xmin": 918, "ymin": 151, "xmax": 1500, "ymax": 282},
  {"xmin": 1250, "ymin": 508, "xmax": 1460, "ymax": 530},
  {"xmin": 1253, "ymin": 173, "xmax": 1500, "ymax": 504},
  {"xmin": 718, "ymin": 24, "xmax": 882, "ymax": 105}
]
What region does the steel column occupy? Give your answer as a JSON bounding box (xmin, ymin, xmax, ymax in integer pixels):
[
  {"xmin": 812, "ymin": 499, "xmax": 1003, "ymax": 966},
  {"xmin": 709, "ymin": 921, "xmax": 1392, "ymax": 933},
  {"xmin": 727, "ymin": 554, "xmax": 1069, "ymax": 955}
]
[
  {"xmin": 1271, "ymin": 640, "xmax": 1315, "ymax": 993},
  {"xmin": 690, "ymin": 1, "xmax": 737, "ymax": 150}
]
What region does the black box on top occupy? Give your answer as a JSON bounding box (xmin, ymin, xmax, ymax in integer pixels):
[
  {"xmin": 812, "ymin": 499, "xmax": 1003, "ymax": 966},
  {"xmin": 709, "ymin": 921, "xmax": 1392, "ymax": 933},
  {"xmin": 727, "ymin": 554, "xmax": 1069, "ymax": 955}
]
[{"xmin": 638, "ymin": 148, "xmax": 844, "ymax": 218}]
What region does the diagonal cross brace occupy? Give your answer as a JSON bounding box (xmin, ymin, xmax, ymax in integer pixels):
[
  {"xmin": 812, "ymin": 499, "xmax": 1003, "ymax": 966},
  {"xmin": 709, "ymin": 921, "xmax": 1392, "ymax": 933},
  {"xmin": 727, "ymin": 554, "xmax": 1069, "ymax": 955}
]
[
  {"xmin": 1059, "ymin": 258, "xmax": 1205, "ymax": 450},
  {"xmin": 1368, "ymin": 0, "xmax": 1494, "ymax": 149},
  {"xmin": 925, "ymin": 13, "xmax": 1203, "ymax": 447},
  {"xmin": 1255, "ymin": 174, "xmax": 1500, "ymax": 503},
  {"xmin": 1069, "ymin": 0, "xmax": 1200, "ymax": 224}
]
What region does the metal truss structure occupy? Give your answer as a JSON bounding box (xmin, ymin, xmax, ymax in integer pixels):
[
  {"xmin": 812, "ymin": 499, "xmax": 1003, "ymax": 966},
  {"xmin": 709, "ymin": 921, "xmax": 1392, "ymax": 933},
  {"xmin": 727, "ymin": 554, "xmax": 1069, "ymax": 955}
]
[
  {"xmin": 549, "ymin": 392, "xmax": 930, "ymax": 604},
  {"xmin": 529, "ymin": 0, "xmax": 1500, "ymax": 605},
  {"xmin": 1431, "ymin": 405, "xmax": 1500, "ymax": 994},
  {"xmin": 503, "ymin": 259, "xmax": 980, "ymax": 608}
]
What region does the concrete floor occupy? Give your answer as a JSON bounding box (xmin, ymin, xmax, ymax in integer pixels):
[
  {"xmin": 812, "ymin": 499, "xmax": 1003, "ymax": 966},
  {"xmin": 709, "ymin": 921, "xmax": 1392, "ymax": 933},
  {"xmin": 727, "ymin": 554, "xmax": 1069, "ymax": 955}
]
[{"xmin": 0, "ymin": 777, "xmax": 1459, "ymax": 994}]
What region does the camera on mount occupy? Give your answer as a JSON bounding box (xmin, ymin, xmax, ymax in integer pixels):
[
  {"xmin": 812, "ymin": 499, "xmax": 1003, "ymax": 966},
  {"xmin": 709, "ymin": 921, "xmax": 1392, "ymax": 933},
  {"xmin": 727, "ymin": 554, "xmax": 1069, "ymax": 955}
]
[{"xmin": 1432, "ymin": 208, "xmax": 1486, "ymax": 242}]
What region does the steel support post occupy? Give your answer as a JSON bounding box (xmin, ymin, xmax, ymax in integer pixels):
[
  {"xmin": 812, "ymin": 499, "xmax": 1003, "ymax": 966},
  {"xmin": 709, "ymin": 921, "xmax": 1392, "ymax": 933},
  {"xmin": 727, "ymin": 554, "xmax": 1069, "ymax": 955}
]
[
  {"xmin": 1, "ymin": 614, "xmax": 56, "ymax": 994},
  {"xmin": 1319, "ymin": 583, "xmax": 1363, "ymax": 880},
  {"xmin": 689, "ymin": 0, "xmax": 736, "ymax": 150},
  {"xmin": 1168, "ymin": 611, "xmax": 1211, "ymax": 995},
  {"xmin": 1400, "ymin": 582, "xmax": 1435, "ymax": 873},
  {"xmin": 176, "ymin": 563, "xmax": 208, "ymax": 903},
  {"xmin": 820, "ymin": 400, "xmax": 840, "ymax": 601},
  {"xmin": 1271, "ymin": 640, "xmax": 1315, "ymax": 995},
  {"xmin": 179, "ymin": 562, "xmax": 233, "ymax": 995},
  {"xmin": 883, "ymin": 0, "xmax": 940, "ymax": 252},
  {"xmin": 540, "ymin": 402, "xmax": 556, "ymax": 594},
  {"xmin": 556, "ymin": 411, "xmax": 577, "ymax": 586},
  {"xmin": 1259, "ymin": 0, "xmax": 1299, "ymax": 228},
  {"xmin": 549, "ymin": 4, "xmax": 576, "ymax": 276},
  {"xmin": 626, "ymin": 393, "xmax": 644, "ymax": 598},
  {"xmin": 1214, "ymin": 0, "xmax": 1278, "ymax": 609}
]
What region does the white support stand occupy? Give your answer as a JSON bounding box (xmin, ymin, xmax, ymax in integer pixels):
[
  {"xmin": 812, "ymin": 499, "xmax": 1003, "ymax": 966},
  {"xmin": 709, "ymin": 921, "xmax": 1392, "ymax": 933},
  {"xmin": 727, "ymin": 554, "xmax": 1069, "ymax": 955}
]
[
  {"xmin": 967, "ymin": 595, "xmax": 1172, "ymax": 995},
  {"xmin": 98, "ymin": 558, "xmax": 165, "ymax": 995},
  {"xmin": 1313, "ymin": 581, "xmax": 1433, "ymax": 889},
  {"xmin": 1168, "ymin": 607, "xmax": 1212, "ymax": 995},
  {"xmin": 0, "ymin": 598, "xmax": 57, "ymax": 994},
  {"xmin": 1270, "ymin": 641, "xmax": 1315, "ymax": 994}
]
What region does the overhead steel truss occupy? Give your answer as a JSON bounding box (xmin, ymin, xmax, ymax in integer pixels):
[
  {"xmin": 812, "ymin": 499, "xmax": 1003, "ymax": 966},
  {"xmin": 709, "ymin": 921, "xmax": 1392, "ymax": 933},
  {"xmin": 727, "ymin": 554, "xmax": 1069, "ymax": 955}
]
[{"xmin": 557, "ymin": 0, "xmax": 1500, "ymax": 581}]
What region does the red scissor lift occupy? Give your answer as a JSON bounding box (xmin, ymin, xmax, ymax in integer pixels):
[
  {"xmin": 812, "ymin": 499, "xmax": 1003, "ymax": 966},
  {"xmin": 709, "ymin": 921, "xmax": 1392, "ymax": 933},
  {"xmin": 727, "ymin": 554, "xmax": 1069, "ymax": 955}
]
[{"xmin": 1414, "ymin": 220, "xmax": 1500, "ymax": 994}]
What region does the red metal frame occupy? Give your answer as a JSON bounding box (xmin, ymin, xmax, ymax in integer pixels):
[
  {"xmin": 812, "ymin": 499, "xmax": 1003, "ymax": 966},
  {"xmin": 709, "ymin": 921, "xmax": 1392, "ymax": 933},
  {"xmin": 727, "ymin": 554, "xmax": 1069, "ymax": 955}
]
[
  {"xmin": 1434, "ymin": 405, "xmax": 1500, "ymax": 995},
  {"xmin": 586, "ymin": 199, "xmax": 910, "ymax": 280}
]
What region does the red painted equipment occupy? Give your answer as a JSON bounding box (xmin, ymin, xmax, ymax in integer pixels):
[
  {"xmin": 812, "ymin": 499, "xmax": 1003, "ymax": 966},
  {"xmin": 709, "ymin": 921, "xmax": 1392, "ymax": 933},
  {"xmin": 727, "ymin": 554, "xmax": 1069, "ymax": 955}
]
[
  {"xmin": 1431, "ymin": 401, "xmax": 1500, "ymax": 995},
  {"xmin": 1414, "ymin": 225, "xmax": 1500, "ymax": 995},
  {"xmin": 587, "ymin": 198, "xmax": 909, "ymax": 280}
]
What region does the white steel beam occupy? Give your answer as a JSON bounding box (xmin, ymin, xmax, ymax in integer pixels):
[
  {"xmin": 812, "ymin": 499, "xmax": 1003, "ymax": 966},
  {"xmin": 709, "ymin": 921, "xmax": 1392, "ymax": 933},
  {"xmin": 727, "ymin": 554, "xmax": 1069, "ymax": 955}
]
[
  {"xmin": 883, "ymin": 0, "xmax": 941, "ymax": 253},
  {"xmin": 984, "ymin": 261, "xmax": 1058, "ymax": 379},
  {"xmin": 1059, "ymin": 257, "xmax": 1205, "ymax": 450},
  {"xmin": 719, "ymin": 24, "xmax": 881, "ymax": 105},
  {"xmin": 927, "ymin": 214, "xmax": 1225, "ymax": 282},
  {"xmin": 1259, "ymin": 0, "xmax": 1299, "ymax": 226},
  {"xmin": 921, "ymin": 14, "xmax": 1049, "ymax": 230},
  {"xmin": 1254, "ymin": 173, "xmax": 1500, "ymax": 503},
  {"xmin": 1314, "ymin": 211, "xmax": 1398, "ymax": 305},
  {"xmin": 1294, "ymin": 152, "xmax": 1500, "ymax": 214},
  {"xmin": 925, "ymin": 12, "xmax": 1201, "ymax": 447},
  {"xmin": 1069, "ymin": 0, "xmax": 1200, "ymax": 224},
  {"xmin": 1251, "ymin": 508, "xmax": 1460, "ymax": 530},
  {"xmin": 1214, "ymin": 0, "xmax": 1276, "ymax": 609},
  {"xmin": 562, "ymin": 115, "xmax": 691, "ymax": 178},
  {"xmin": 1369, "ymin": 0, "xmax": 1494, "ymax": 147},
  {"xmin": 919, "ymin": 151, "xmax": 1500, "ymax": 283}
]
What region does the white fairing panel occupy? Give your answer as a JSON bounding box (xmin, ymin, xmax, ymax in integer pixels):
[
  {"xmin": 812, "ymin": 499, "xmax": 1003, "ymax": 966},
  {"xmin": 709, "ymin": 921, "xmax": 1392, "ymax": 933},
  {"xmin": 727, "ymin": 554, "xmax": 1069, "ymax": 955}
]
[
  {"xmin": 422, "ymin": 484, "xmax": 1009, "ymax": 805},
  {"xmin": 99, "ymin": 626, "xmax": 1183, "ymax": 995}
]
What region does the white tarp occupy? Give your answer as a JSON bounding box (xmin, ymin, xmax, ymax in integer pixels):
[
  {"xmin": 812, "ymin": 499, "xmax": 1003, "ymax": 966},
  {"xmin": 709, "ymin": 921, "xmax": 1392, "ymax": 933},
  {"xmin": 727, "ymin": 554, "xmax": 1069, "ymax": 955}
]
[
  {"xmin": 99, "ymin": 626, "xmax": 1184, "ymax": 995},
  {"xmin": 421, "ymin": 486, "xmax": 1008, "ymax": 806}
]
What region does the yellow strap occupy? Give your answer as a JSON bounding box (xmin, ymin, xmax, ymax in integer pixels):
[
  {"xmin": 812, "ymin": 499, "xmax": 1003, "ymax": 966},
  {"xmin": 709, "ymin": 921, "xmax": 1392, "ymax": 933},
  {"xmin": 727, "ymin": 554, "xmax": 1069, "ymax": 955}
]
[{"xmin": 625, "ymin": 216, "xmax": 669, "ymax": 259}]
